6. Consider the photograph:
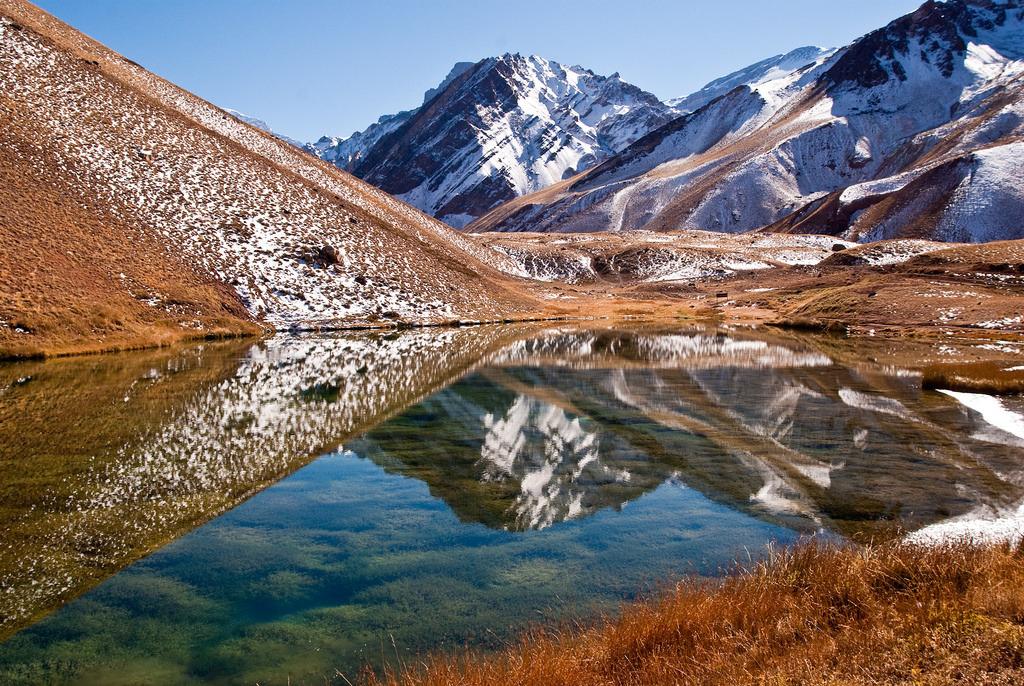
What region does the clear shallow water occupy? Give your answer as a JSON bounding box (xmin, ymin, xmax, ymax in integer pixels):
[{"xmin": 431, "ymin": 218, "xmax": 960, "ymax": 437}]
[{"xmin": 1, "ymin": 324, "xmax": 1022, "ymax": 685}]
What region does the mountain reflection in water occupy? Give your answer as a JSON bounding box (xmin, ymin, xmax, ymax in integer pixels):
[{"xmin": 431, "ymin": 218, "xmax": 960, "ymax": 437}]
[
  {"xmin": 0, "ymin": 325, "xmax": 530, "ymax": 638},
  {"xmin": 358, "ymin": 329, "xmax": 1023, "ymax": 537},
  {"xmin": 2, "ymin": 324, "xmax": 1023, "ymax": 684}
]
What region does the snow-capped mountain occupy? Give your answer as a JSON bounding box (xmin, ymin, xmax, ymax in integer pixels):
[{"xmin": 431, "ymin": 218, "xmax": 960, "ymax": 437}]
[
  {"xmin": 308, "ymin": 110, "xmax": 413, "ymax": 170},
  {"xmin": 225, "ymin": 108, "xmax": 272, "ymax": 132},
  {"xmin": 473, "ymin": 0, "xmax": 1024, "ymax": 244},
  {"xmin": 224, "ymin": 108, "xmax": 305, "ymax": 149},
  {"xmin": 308, "ymin": 62, "xmax": 475, "ymax": 171},
  {"xmin": 311, "ymin": 54, "xmax": 679, "ymax": 227},
  {"xmin": 668, "ymin": 46, "xmax": 835, "ymax": 113}
]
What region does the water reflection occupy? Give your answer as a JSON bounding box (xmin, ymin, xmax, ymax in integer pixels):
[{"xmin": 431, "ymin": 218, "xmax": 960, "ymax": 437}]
[
  {"xmin": 359, "ymin": 328, "xmax": 1024, "ymax": 538},
  {"xmin": 2, "ymin": 324, "xmax": 1023, "ymax": 684},
  {"xmin": 0, "ymin": 326, "xmax": 530, "ymax": 638}
]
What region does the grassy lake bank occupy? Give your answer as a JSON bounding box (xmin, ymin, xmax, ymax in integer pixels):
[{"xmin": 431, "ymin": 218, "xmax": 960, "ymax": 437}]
[{"xmin": 371, "ymin": 541, "xmax": 1024, "ymax": 686}]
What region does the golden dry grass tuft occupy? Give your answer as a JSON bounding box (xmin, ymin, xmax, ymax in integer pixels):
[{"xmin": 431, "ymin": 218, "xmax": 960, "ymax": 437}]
[
  {"xmin": 922, "ymin": 361, "xmax": 1024, "ymax": 394},
  {"xmin": 369, "ymin": 542, "xmax": 1024, "ymax": 686}
]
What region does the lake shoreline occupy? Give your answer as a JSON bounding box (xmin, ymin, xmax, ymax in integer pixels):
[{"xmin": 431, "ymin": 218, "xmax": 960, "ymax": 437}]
[
  {"xmin": 369, "ymin": 540, "xmax": 1024, "ymax": 686},
  {"xmin": 4, "ymin": 312, "xmax": 1024, "ymax": 394}
]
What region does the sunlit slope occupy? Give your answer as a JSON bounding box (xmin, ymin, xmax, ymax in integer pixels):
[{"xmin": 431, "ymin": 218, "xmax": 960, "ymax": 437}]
[
  {"xmin": 472, "ymin": 1, "xmax": 1024, "ymax": 242},
  {"xmin": 0, "ymin": 0, "xmax": 536, "ymax": 357}
]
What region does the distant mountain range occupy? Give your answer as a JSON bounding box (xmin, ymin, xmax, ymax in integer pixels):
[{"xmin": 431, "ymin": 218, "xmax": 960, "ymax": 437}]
[
  {"xmin": 472, "ymin": 0, "xmax": 1024, "ymax": 243},
  {"xmin": 224, "ymin": 108, "xmax": 305, "ymax": 149},
  {"xmin": 301, "ymin": 0, "xmax": 1023, "ymax": 243},
  {"xmin": 307, "ymin": 55, "xmax": 679, "ymax": 227}
]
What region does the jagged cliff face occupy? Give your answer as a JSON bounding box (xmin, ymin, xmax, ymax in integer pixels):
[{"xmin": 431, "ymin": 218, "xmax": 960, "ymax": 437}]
[
  {"xmin": 311, "ymin": 54, "xmax": 678, "ymax": 227},
  {"xmin": 471, "ymin": 0, "xmax": 1024, "ymax": 244}
]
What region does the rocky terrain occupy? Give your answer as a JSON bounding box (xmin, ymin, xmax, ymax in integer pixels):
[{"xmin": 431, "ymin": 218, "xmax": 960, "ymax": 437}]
[
  {"xmin": 0, "ymin": 0, "xmax": 538, "ymax": 358},
  {"xmin": 470, "ymin": 230, "xmax": 1024, "ymax": 349},
  {"xmin": 2, "ymin": 0, "xmax": 1023, "ymax": 364},
  {"xmin": 310, "ymin": 54, "xmax": 679, "ymax": 227},
  {"xmin": 471, "ymin": 0, "xmax": 1024, "ymax": 243}
]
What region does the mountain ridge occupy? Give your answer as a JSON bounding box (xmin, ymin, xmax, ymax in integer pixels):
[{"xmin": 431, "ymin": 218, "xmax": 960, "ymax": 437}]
[
  {"xmin": 668, "ymin": 46, "xmax": 835, "ymax": 113},
  {"xmin": 0, "ymin": 0, "xmax": 538, "ymax": 357},
  {"xmin": 470, "ymin": 0, "xmax": 1024, "ymax": 243},
  {"xmin": 310, "ymin": 53, "xmax": 680, "ymax": 227}
]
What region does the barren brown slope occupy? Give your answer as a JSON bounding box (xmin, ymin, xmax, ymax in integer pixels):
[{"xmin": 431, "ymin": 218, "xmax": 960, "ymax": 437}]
[
  {"xmin": 0, "ymin": 0, "xmax": 538, "ymax": 359},
  {"xmin": 0, "ymin": 122, "xmax": 262, "ymax": 359}
]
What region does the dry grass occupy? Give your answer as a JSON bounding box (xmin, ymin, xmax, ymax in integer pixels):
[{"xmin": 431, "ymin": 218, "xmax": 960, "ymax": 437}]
[
  {"xmin": 369, "ymin": 542, "xmax": 1024, "ymax": 686},
  {"xmin": 923, "ymin": 361, "xmax": 1024, "ymax": 394},
  {"xmin": 1, "ymin": 1, "xmax": 548, "ymax": 359},
  {"xmin": 0, "ymin": 129, "xmax": 262, "ymax": 359}
]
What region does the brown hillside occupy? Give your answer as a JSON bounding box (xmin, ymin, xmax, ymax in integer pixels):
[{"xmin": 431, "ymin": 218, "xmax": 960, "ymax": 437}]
[
  {"xmin": 0, "ymin": 109, "xmax": 263, "ymax": 358},
  {"xmin": 0, "ymin": 0, "xmax": 538, "ymax": 358}
]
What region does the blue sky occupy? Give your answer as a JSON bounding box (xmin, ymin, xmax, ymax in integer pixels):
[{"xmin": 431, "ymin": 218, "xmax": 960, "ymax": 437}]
[{"xmin": 36, "ymin": 0, "xmax": 923, "ymax": 142}]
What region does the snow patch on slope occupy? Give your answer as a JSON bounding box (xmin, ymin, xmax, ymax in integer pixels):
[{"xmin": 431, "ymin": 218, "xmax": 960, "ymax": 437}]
[
  {"xmin": 314, "ymin": 54, "xmax": 678, "ymax": 225},
  {"xmin": 669, "ymin": 46, "xmax": 835, "ymax": 113}
]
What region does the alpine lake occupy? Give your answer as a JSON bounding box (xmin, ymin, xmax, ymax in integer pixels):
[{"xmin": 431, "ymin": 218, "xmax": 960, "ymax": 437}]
[{"xmin": 1, "ymin": 322, "xmax": 1022, "ymax": 685}]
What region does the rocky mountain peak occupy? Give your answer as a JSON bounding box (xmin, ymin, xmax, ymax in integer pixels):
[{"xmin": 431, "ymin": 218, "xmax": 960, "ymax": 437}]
[
  {"xmin": 469, "ymin": 0, "xmax": 1024, "ymax": 244},
  {"xmin": 311, "ymin": 53, "xmax": 678, "ymax": 227},
  {"xmin": 825, "ymin": 0, "xmax": 1023, "ymax": 89}
]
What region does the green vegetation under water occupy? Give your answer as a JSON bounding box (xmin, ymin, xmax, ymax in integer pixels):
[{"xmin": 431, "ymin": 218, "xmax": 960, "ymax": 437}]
[{"xmin": 1, "ymin": 323, "xmax": 1022, "ymax": 684}]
